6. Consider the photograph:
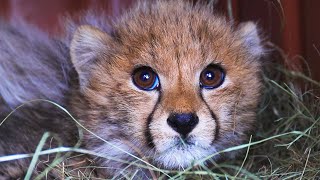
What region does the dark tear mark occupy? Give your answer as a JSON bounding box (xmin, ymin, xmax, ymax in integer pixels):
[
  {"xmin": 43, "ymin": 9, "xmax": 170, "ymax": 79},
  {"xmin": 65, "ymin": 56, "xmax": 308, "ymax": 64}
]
[
  {"xmin": 145, "ymin": 92, "xmax": 162, "ymax": 148},
  {"xmin": 199, "ymin": 93, "xmax": 220, "ymax": 142}
]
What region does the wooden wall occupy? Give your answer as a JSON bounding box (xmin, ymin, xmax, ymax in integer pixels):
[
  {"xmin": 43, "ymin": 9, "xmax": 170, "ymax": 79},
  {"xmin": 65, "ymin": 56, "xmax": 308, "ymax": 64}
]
[{"xmin": 0, "ymin": 0, "xmax": 319, "ymax": 81}]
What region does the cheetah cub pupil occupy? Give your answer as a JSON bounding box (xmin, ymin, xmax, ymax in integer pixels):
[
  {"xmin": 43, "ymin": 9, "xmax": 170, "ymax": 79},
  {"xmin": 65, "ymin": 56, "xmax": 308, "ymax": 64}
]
[{"xmin": 0, "ymin": 0, "xmax": 264, "ymax": 178}]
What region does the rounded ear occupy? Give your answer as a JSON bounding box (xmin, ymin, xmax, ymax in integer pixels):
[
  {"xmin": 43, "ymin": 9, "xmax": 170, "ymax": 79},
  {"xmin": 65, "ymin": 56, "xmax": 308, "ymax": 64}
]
[
  {"xmin": 238, "ymin": 22, "xmax": 264, "ymax": 57},
  {"xmin": 70, "ymin": 25, "xmax": 111, "ymax": 89}
]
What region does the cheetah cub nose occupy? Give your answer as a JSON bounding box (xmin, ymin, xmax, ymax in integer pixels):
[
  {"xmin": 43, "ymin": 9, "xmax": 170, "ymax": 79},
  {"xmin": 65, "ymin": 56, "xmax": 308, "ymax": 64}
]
[{"xmin": 167, "ymin": 113, "xmax": 199, "ymax": 137}]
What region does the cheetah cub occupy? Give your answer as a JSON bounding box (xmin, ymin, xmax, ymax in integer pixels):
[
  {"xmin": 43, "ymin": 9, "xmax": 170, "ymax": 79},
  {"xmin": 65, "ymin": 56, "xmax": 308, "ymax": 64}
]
[{"xmin": 0, "ymin": 0, "xmax": 264, "ymax": 178}]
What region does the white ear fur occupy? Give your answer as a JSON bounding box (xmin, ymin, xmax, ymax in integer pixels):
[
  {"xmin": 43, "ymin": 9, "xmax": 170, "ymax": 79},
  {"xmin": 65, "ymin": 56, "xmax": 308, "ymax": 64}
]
[
  {"xmin": 70, "ymin": 25, "xmax": 110, "ymax": 88},
  {"xmin": 238, "ymin": 22, "xmax": 264, "ymax": 57}
]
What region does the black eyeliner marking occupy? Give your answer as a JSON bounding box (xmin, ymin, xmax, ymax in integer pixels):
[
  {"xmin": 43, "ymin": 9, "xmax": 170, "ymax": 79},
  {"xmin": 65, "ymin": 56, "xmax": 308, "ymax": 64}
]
[
  {"xmin": 145, "ymin": 92, "xmax": 162, "ymax": 148},
  {"xmin": 199, "ymin": 92, "xmax": 220, "ymax": 142}
]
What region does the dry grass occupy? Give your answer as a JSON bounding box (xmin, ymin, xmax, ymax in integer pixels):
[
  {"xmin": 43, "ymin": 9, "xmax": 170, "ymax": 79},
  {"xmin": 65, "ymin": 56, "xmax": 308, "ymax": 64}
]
[{"xmin": 234, "ymin": 63, "xmax": 320, "ymax": 179}]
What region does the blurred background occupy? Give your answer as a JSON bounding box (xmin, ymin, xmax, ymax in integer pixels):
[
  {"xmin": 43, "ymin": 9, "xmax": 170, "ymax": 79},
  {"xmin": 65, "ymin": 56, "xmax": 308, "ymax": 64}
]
[{"xmin": 0, "ymin": 0, "xmax": 319, "ymax": 81}]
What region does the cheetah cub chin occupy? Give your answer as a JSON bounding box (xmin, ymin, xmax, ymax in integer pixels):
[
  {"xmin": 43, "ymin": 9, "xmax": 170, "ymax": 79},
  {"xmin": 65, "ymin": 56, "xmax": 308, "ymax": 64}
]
[{"xmin": 0, "ymin": 0, "xmax": 264, "ymax": 178}]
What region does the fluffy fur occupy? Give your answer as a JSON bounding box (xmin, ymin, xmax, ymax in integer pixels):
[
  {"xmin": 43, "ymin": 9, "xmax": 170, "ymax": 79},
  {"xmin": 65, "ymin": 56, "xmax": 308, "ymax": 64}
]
[{"xmin": 0, "ymin": 0, "xmax": 264, "ymax": 178}]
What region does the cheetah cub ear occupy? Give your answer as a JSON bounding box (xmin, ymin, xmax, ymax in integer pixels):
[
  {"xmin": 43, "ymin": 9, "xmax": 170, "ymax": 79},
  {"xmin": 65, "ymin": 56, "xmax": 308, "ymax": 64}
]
[
  {"xmin": 238, "ymin": 22, "xmax": 264, "ymax": 58},
  {"xmin": 70, "ymin": 25, "xmax": 111, "ymax": 89}
]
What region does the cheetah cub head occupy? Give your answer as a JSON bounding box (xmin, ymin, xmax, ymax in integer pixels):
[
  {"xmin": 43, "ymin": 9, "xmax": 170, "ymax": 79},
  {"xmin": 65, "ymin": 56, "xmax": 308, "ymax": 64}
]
[{"xmin": 70, "ymin": 0, "xmax": 264, "ymax": 170}]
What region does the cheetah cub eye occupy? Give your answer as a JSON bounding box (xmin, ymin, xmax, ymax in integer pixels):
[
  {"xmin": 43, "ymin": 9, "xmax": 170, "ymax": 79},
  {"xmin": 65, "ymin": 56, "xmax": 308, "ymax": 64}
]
[
  {"xmin": 200, "ymin": 64, "xmax": 225, "ymax": 89},
  {"xmin": 132, "ymin": 66, "xmax": 160, "ymax": 91}
]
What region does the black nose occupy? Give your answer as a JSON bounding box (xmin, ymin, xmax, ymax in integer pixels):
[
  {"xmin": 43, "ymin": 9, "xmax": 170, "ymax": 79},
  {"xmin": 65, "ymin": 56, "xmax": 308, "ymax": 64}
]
[{"xmin": 167, "ymin": 113, "xmax": 199, "ymax": 137}]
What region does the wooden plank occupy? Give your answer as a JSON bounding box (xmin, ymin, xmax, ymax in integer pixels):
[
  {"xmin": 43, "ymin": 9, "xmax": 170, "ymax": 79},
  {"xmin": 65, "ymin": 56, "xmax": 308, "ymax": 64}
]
[
  {"xmin": 8, "ymin": 0, "xmax": 90, "ymax": 34},
  {"xmin": 281, "ymin": 0, "xmax": 303, "ymax": 71},
  {"xmin": 0, "ymin": 0, "xmax": 9, "ymax": 18},
  {"xmin": 303, "ymin": 0, "xmax": 320, "ymax": 81}
]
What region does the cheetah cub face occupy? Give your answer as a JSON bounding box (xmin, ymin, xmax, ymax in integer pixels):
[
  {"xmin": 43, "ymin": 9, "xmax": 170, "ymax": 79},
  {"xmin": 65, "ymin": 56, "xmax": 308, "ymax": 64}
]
[{"xmin": 71, "ymin": 1, "xmax": 264, "ymax": 169}]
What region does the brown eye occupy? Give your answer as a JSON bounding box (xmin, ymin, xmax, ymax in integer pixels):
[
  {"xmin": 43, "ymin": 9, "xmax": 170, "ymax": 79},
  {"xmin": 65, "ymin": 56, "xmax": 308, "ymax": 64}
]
[
  {"xmin": 200, "ymin": 64, "xmax": 225, "ymax": 89},
  {"xmin": 132, "ymin": 66, "xmax": 160, "ymax": 91}
]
